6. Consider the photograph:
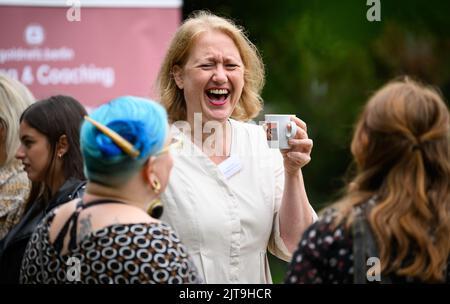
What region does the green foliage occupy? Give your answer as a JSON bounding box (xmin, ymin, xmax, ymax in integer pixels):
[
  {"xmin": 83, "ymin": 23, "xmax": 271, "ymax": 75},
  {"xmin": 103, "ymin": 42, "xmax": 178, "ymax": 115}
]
[{"xmin": 183, "ymin": 0, "xmax": 450, "ymax": 283}]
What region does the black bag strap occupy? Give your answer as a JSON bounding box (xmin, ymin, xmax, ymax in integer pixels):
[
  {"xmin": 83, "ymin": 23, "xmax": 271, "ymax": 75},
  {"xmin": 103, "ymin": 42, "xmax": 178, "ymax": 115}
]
[
  {"xmin": 352, "ymin": 198, "xmax": 392, "ymax": 284},
  {"xmin": 352, "ymin": 208, "xmax": 366, "ymax": 283},
  {"xmin": 53, "ymin": 199, "xmax": 126, "ymax": 253}
]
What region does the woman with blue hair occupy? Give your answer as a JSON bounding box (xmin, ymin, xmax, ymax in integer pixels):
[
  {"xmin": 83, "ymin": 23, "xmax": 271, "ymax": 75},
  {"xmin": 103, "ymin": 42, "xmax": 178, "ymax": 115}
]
[{"xmin": 20, "ymin": 96, "xmax": 200, "ymax": 284}]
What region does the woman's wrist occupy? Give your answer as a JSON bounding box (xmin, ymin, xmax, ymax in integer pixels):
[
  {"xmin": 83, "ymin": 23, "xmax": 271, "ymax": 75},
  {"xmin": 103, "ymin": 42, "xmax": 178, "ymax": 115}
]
[{"xmin": 284, "ymin": 168, "xmax": 301, "ymax": 179}]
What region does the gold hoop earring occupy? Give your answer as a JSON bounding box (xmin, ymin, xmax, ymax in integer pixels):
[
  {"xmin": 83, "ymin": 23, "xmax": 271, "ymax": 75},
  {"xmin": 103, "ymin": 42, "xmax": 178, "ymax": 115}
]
[
  {"xmin": 147, "ymin": 199, "xmax": 163, "ymax": 219},
  {"xmin": 151, "ymin": 178, "xmax": 161, "ymax": 195}
]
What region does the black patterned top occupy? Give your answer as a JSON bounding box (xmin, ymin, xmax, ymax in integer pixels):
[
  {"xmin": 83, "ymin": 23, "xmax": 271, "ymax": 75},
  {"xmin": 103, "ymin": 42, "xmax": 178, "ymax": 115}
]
[
  {"xmin": 285, "ymin": 208, "xmax": 450, "ymax": 284},
  {"xmin": 20, "ymin": 210, "xmax": 200, "ymax": 284}
]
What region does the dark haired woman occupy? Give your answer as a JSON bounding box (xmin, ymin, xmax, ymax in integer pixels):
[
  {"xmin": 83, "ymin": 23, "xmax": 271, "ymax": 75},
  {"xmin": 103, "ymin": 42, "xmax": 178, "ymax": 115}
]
[{"xmin": 0, "ymin": 95, "xmax": 87, "ymax": 283}]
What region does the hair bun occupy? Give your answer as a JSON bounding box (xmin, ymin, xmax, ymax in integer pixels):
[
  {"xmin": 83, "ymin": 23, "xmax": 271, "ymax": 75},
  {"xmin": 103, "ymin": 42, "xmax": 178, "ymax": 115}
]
[{"xmin": 95, "ymin": 119, "xmax": 152, "ymax": 158}]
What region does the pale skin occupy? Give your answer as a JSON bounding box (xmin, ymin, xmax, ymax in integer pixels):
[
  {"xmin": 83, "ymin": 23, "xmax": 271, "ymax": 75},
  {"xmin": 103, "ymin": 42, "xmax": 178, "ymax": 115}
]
[
  {"xmin": 49, "ymin": 176, "xmax": 160, "ymax": 255},
  {"xmin": 173, "ymin": 31, "xmax": 242, "ymax": 164},
  {"xmin": 16, "ymin": 121, "xmax": 70, "ymax": 197},
  {"xmin": 174, "ymin": 30, "xmax": 315, "ymax": 253},
  {"xmin": 280, "ymin": 116, "xmax": 315, "ymax": 252}
]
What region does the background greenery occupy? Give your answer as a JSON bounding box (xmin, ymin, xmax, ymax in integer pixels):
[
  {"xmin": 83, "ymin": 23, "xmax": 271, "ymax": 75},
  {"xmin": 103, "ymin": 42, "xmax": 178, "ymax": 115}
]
[{"xmin": 182, "ymin": 0, "xmax": 450, "ymax": 283}]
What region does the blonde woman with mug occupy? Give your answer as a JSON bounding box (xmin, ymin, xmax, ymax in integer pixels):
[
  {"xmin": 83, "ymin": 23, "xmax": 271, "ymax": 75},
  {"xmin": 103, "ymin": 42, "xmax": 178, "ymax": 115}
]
[{"xmin": 157, "ymin": 11, "xmax": 317, "ymax": 283}]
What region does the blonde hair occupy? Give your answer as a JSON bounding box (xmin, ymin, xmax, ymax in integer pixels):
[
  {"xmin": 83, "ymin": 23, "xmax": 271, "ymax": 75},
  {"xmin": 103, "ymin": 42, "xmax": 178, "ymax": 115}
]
[
  {"xmin": 157, "ymin": 11, "xmax": 265, "ymax": 122},
  {"xmin": 0, "ymin": 75, "xmax": 34, "ymax": 165},
  {"xmin": 333, "ymin": 77, "xmax": 450, "ymax": 282}
]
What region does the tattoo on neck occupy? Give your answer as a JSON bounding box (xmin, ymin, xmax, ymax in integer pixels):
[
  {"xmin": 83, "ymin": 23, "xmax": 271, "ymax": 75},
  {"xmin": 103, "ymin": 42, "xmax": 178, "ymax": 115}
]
[{"xmin": 78, "ymin": 214, "xmax": 92, "ymax": 241}]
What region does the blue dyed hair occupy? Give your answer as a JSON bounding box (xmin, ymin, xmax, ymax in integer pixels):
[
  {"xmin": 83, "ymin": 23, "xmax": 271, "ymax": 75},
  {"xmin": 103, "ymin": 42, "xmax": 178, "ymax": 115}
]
[{"xmin": 80, "ymin": 96, "xmax": 168, "ymax": 186}]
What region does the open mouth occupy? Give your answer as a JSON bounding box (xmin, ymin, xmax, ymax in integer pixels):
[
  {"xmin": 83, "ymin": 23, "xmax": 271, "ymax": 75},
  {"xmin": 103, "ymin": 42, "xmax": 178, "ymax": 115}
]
[{"xmin": 206, "ymin": 88, "xmax": 229, "ymax": 106}]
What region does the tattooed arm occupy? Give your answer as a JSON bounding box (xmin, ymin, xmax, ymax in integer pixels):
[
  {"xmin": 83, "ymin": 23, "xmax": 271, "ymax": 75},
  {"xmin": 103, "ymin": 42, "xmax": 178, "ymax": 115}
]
[{"xmin": 78, "ymin": 214, "xmax": 92, "ymax": 242}]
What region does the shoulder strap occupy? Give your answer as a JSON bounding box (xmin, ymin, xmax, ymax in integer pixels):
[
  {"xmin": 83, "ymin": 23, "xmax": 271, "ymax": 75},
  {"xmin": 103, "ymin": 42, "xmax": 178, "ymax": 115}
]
[
  {"xmin": 352, "ymin": 204, "xmax": 392, "ymax": 284},
  {"xmin": 53, "ymin": 199, "xmax": 83, "ymax": 253},
  {"xmin": 352, "ymin": 208, "xmax": 366, "ymax": 283},
  {"xmin": 53, "ymin": 199, "xmax": 126, "ymax": 253}
]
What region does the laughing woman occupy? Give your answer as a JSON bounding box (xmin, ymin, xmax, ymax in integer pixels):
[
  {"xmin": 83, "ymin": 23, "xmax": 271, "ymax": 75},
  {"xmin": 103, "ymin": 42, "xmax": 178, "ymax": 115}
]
[
  {"xmin": 0, "ymin": 95, "xmax": 87, "ymax": 283},
  {"xmin": 156, "ymin": 11, "xmax": 317, "ymax": 283}
]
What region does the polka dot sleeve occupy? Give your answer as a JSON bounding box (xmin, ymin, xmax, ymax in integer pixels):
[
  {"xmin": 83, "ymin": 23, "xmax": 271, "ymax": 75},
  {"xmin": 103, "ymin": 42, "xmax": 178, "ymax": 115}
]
[{"xmin": 285, "ymin": 209, "xmax": 355, "ymax": 284}]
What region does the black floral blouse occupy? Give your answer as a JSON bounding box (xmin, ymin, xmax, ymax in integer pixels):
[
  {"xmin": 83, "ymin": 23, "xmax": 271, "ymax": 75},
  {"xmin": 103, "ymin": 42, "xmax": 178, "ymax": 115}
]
[{"xmin": 285, "ymin": 208, "xmax": 450, "ymax": 284}]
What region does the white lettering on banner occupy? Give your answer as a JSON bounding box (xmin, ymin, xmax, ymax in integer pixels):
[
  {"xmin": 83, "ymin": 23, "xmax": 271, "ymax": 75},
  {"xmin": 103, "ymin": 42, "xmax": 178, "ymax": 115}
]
[
  {"xmin": 24, "ymin": 24, "xmax": 45, "ymax": 46},
  {"xmin": 0, "ymin": 47, "xmax": 74, "ymax": 64},
  {"xmin": 37, "ymin": 64, "xmax": 115, "ymax": 87},
  {"xmin": 21, "ymin": 65, "xmax": 34, "ymax": 85},
  {"xmin": 0, "ymin": 68, "xmax": 19, "ymax": 79}
]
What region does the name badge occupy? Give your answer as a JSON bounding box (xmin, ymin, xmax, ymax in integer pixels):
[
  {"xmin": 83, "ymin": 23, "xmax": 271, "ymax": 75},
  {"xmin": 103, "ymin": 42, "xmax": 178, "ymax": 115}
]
[{"xmin": 218, "ymin": 155, "xmax": 242, "ymax": 179}]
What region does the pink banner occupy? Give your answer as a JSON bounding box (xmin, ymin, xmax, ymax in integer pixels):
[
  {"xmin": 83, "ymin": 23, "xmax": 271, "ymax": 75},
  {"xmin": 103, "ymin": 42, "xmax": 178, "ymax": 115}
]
[{"xmin": 0, "ymin": 5, "xmax": 181, "ymax": 108}]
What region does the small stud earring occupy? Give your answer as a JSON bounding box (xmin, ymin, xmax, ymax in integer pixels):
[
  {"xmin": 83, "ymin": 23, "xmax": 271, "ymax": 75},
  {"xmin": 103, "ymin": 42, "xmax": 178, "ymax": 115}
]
[{"xmin": 151, "ymin": 178, "xmax": 161, "ymax": 194}]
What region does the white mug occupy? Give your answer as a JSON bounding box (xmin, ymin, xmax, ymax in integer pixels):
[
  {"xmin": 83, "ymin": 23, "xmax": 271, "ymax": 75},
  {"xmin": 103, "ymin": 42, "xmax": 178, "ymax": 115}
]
[{"xmin": 264, "ymin": 114, "xmax": 298, "ymax": 149}]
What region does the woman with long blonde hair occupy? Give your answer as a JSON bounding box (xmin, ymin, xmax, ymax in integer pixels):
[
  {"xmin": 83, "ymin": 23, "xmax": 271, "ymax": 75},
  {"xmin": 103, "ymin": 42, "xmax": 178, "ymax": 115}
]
[
  {"xmin": 0, "ymin": 75, "xmax": 34, "ymax": 239},
  {"xmin": 286, "ymin": 77, "xmax": 450, "ymax": 283}
]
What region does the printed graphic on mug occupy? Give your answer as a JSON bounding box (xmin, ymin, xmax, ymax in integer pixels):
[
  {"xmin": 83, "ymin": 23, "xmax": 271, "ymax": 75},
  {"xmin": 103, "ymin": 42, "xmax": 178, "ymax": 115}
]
[
  {"xmin": 264, "ymin": 114, "xmax": 297, "ymax": 149},
  {"xmin": 266, "ymin": 122, "xmax": 278, "ymax": 141}
]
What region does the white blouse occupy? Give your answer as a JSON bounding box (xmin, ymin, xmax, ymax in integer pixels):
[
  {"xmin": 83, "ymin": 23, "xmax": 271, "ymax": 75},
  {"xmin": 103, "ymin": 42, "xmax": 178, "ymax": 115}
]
[{"xmin": 161, "ymin": 119, "xmax": 316, "ymax": 283}]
